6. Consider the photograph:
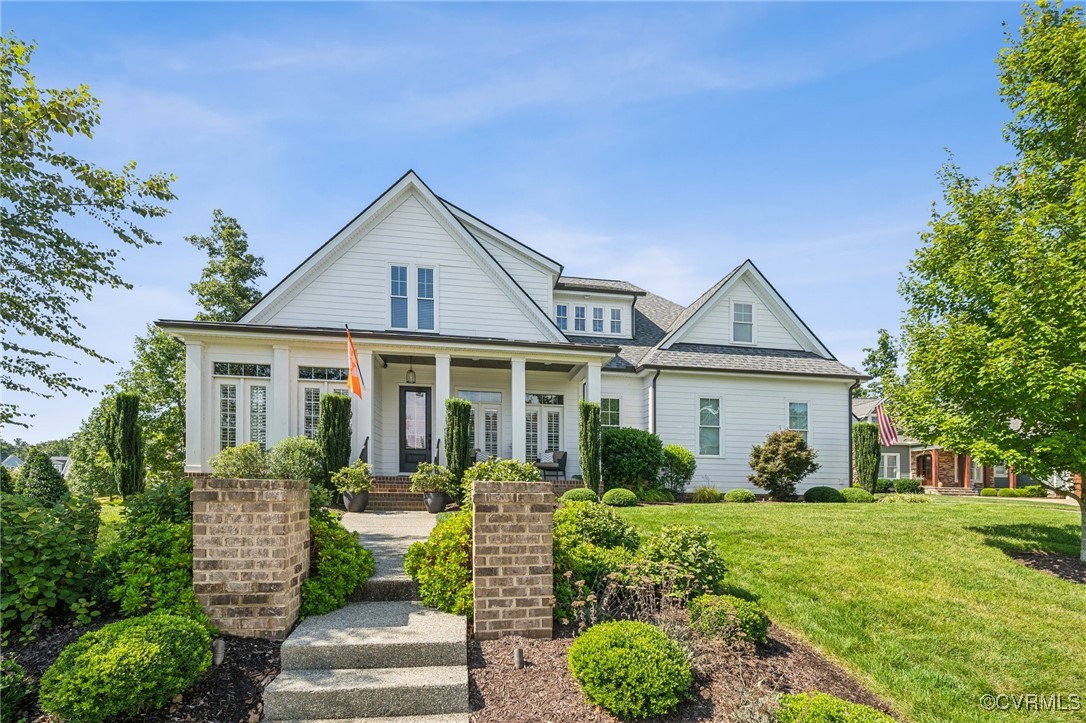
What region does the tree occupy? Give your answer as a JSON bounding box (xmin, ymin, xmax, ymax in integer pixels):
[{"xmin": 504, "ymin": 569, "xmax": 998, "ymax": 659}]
[
  {"xmin": 748, "ymin": 430, "xmax": 820, "ymax": 501},
  {"xmin": 14, "ymin": 448, "xmax": 68, "ymax": 506},
  {"xmin": 106, "ymin": 392, "xmax": 145, "ymax": 498},
  {"xmin": 889, "ymin": 1, "xmax": 1086, "ymax": 559},
  {"xmin": 67, "ymin": 397, "xmax": 115, "ymax": 498},
  {"xmin": 852, "ymin": 422, "xmax": 881, "ymax": 493},
  {"xmin": 316, "ymin": 394, "xmax": 352, "ymax": 489},
  {"xmin": 855, "ymin": 329, "xmax": 899, "ymax": 398},
  {"xmin": 578, "ymin": 401, "xmax": 602, "ymax": 492},
  {"xmin": 444, "ymin": 397, "xmax": 473, "ymax": 496},
  {"xmin": 1, "ymin": 36, "xmax": 175, "ymax": 426},
  {"xmin": 187, "ymin": 210, "xmax": 266, "ymax": 321}
]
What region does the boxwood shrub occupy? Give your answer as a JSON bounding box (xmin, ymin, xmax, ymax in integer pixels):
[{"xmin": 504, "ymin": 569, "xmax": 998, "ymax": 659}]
[
  {"xmin": 602, "ymin": 488, "xmax": 638, "ymax": 507},
  {"xmin": 404, "ymin": 510, "xmax": 473, "ymax": 616},
  {"xmin": 601, "ymin": 427, "xmax": 663, "ymax": 491},
  {"xmin": 980, "ymin": 487, "xmax": 998, "ymax": 497},
  {"xmin": 561, "ymin": 487, "xmax": 598, "ymax": 503},
  {"xmin": 692, "ymin": 487, "xmax": 721, "ymax": 503},
  {"xmin": 301, "ymin": 511, "xmax": 376, "ymax": 618},
  {"xmin": 724, "ymin": 488, "xmax": 756, "ymax": 503},
  {"xmin": 658, "ymin": 444, "xmax": 696, "ymax": 493},
  {"xmin": 568, "ymin": 620, "xmax": 692, "ymax": 718},
  {"xmin": 874, "ymin": 478, "xmax": 896, "ymax": 493},
  {"xmin": 997, "ymin": 487, "xmax": 1017, "ymax": 497},
  {"xmin": 841, "ymin": 487, "xmax": 875, "ymax": 503},
  {"xmin": 893, "ymin": 477, "xmax": 923, "ymax": 494},
  {"xmin": 640, "ymin": 525, "xmax": 727, "ymax": 598},
  {"xmin": 689, "ymin": 593, "xmax": 769, "ymax": 644},
  {"xmin": 804, "ymin": 486, "xmax": 845, "ymax": 503},
  {"xmin": 208, "ymin": 442, "xmax": 267, "ymax": 479},
  {"xmin": 777, "ymin": 692, "xmax": 894, "ymax": 723},
  {"xmin": 39, "ymin": 613, "xmax": 212, "ymax": 723}
]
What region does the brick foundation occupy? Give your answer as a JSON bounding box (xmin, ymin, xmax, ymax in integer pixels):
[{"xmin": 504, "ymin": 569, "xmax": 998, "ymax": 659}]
[
  {"xmin": 472, "ymin": 480, "xmax": 554, "ymax": 641},
  {"xmin": 191, "ymin": 478, "xmax": 310, "ymax": 640}
]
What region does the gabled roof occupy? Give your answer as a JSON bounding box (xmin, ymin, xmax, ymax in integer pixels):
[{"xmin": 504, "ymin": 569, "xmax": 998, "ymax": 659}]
[
  {"xmin": 439, "ymin": 196, "xmax": 563, "ymax": 277},
  {"xmin": 555, "ymin": 277, "xmax": 647, "ymax": 296},
  {"xmin": 642, "ymin": 344, "xmax": 864, "ymax": 379},
  {"xmin": 851, "ymin": 397, "xmax": 882, "ymax": 419}
]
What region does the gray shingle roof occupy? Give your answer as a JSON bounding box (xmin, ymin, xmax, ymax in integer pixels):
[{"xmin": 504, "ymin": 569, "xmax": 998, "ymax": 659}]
[
  {"xmin": 641, "ymin": 343, "xmax": 864, "ymax": 378},
  {"xmin": 555, "ymin": 276, "xmax": 646, "ymax": 295},
  {"xmin": 567, "ymin": 291, "xmax": 684, "ymax": 370}
]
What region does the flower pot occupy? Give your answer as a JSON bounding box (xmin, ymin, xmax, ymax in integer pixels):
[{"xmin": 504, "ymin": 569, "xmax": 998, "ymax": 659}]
[
  {"xmin": 422, "ymin": 491, "xmax": 448, "ymax": 514},
  {"xmin": 342, "ymin": 490, "xmax": 369, "ymax": 513}
]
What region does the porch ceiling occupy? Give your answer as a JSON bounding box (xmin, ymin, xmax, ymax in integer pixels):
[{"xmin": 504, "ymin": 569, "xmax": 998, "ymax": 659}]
[{"xmin": 377, "ymin": 354, "xmax": 574, "ymax": 373}]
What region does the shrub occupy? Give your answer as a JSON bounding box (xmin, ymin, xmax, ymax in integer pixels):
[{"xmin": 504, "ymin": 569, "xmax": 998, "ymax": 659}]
[
  {"xmin": 208, "ymin": 441, "xmax": 266, "ymax": 479},
  {"xmin": 689, "ymin": 593, "xmax": 769, "ymax": 644},
  {"xmin": 561, "ymin": 487, "xmax": 598, "ymax": 503},
  {"xmin": 639, "ymin": 487, "xmax": 675, "ymax": 503},
  {"xmin": 841, "ymin": 487, "xmax": 875, "ymax": 503},
  {"xmin": 601, "ymin": 427, "xmax": 663, "ymax": 491},
  {"xmin": 404, "ymin": 511, "xmax": 473, "ymax": 616},
  {"xmin": 725, "ymin": 488, "xmax": 756, "ymax": 503},
  {"xmin": 108, "ymin": 521, "xmax": 207, "ymax": 625},
  {"xmin": 980, "ymin": 487, "xmax": 998, "ymax": 497},
  {"xmin": 553, "ymin": 502, "xmax": 641, "ymax": 619},
  {"xmin": 266, "ymin": 435, "xmax": 325, "ymax": 481},
  {"xmin": 748, "ymin": 430, "xmax": 820, "ymax": 500},
  {"xmin": 893, "ymin": 477, "xmax": 922, "ymax": 494},
  {"xmin": 410, "ymin": 461, "xmax": 456, "ymax": 493},
  {"xmin": 462, "ymin": 457, "xmax": 541, "ymax": 485},
  {"xmin": 332, "ymin": 460, "xmax": 373, "ymax": 493},
  {"xmin": 301, "ymin": 512, "xmax": 376, "ymax": 618},
  {"xmin": 578, "ymin": 401, "xmax": 602, "ymax": 492},
  {"xmin": 640, "ymin": 525, "xmax": 727, "ymax": 598},
  {"xmin": 106, "ymin": 391, "xmax": 145, "ymax": 499},
  {"xmin": 14, "ymin": 448, "xmax": 69, "ymax": 506},
  {"xmin": 122, "ymin": 477, "xmax": 192, "ymax": 527},
  {"xmin": 553, "ymin": 501, "xmax": 640, "ymax": 551},
  {"xmin": 317, "ymin": 393, "xmax": 352, "ymax": 489},
  {"xmin": 804, "ymin": 486, "xmax": 845, "ymax": 503},
  {"xmin": 1021, "ymin": 485, "xmax": 1047, "ymax": 497},
  {"xmin": 445, "ymin": 398, "xmax": 473, "ymax": 489},
  {"xmin": 1, "ymin": 659, "xmax": 30, "ymax": 723},
  {"xmin": 879, "ymin": 493, "xmax": 930, "ymax": 504},
  {"xmin": 0, "ymin": 466, "xmax": 12, "ymax": 494},
  {"xmin": 777, "ymin": 692, "xmax": 894, "ymax": 723},
  {"xmin": 39, "ymin": 613, "xmax": 212, "ymax": 723},
  {"xmin": 692, "ymin": 486, "xmax": 722, "ymax": 503},
  {"xmin": 997, "ymin": 487, "xmax": 1017, "ymax": 497},
  {"xmin": 568, "ymin": 620, "xmax": 692, "ymax": 718},
  {"xmin": 874, "ymin": 478, "xmax": 896, "ymax": 493},
  {"xmin": 852, "ymin": 422, "xmax": 880, "ymax": 493},
  {"xmin": 1, "ymin": 494, "xmax": 99, "ymax": 642},
  {"xmin": 602, "ymin": 488, "xmax": 638, "ymax": 507},
  {"xmin": 309, "ymin": 481, "xmax": 333, "ymax": 517},
  {"xmin": 658, "ymin": 444, "xmax": 696, "ymax": 494}
]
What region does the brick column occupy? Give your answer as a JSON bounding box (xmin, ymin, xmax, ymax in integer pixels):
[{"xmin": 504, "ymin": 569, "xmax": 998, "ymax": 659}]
[
  {"xmin": 191, "ymin": 478, "xmax": 310, "ymax": 640},
  {"xmin": 472, "ymin": 480, "xmax": 553, "ymax": 641}
]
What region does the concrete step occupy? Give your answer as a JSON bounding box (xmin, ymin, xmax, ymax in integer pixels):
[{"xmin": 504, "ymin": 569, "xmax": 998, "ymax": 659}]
[
  {"xmin": 285, "ymin": 716, "xmax": 469, "ymax": 723},
  {"xmin": 348, "ymin": 575, "xmax": 418, "ymax": 602},
  {"xmin": 282, "ymin": 602, "xmax": 465, "ymax": 670},
  {"xmin": 262, "ymin": 666, "xmax": 469, "ymax": 721}
]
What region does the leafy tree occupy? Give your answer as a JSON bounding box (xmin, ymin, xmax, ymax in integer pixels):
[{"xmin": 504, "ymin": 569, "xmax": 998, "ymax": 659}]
[
  {"xmin": 0, "ymin": 36, "xmax": 175, "ymax": 427},
  {"xmin": 578, "ymin": 401, "xmax": 601, "ymax": 492},
  {"xmin": 67, "ymin": 397, "xmax": 116, "ymax": 498},
  {"xmin": 14, "ymin": 448, "xmax": 68, "ymax": 506},
  {"xmin": 852, "ymin": 422, "xmax": 881, "ymax": 494},
  {"xmin": 316, "ymin": 394, "xmax": 352, "ymax": 489},
  {"xmin": 889, "ymin": 1, "xmax": 1086, "ymax": 559},
  {"xmin": 186, "ymin": 210, "xmax": 265, "ymax": 321},
  {"xmin": 855, "ymin": 329, "xmax": 899, "ymax": 398},
  {"xmin": 106, "ymin": 392, "xmax": 145, "ymax": 499},
  {"xmin": 748, "ymin": 430, "xmax": 820, "ymax": 501}
]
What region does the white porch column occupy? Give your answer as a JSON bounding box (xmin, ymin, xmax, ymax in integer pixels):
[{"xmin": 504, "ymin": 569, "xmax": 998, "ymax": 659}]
[
  {"xmin": 270, "ymin": 345, "xmax": 291, "ymax": 445},
  {"xmin": 434, "ymin": 353, "xmax": 451, "ymax": 464},
  {"xmin": 586, "ymin": 361, "xmax": 602, "ymax": 405},
  {"xmin": 511, "ymin": 357, "xmax": 527, "ymax": 462},
  {"xmin": 184, "ymin": 341, "xmax": 204, "ymax": 473},
  {"xmin": 358, "ymin": 350, "xmax": 374, "ymax": 465}
]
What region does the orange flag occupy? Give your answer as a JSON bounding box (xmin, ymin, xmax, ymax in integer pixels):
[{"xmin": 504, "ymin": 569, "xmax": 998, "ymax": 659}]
[{"xmin": 345, "ymin": 325, "xmax": 365, "ymax": 398}]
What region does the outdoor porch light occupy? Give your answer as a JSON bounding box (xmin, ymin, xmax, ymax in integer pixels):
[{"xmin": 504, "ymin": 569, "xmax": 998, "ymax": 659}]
[{"xmin": 406, "ymin": 357, "xmax": 416, "ymax": 384}]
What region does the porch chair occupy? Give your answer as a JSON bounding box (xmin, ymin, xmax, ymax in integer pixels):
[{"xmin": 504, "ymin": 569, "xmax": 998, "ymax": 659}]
[{"xmin": 535, "ymin": 450, "xmax": 567, "ymax": 480}]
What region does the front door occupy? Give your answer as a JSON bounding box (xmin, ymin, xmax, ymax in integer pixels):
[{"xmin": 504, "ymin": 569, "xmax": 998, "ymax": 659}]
[{"xmin": 400, "ymin": 386, "xmax": 432, "ymax": 473}]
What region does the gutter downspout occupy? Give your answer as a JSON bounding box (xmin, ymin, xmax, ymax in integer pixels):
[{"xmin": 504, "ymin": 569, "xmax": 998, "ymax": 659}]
[
  {"xmin": 847, "ymin": 381, "xmax": 860, "ymax": 488},
  {"xmin": 649, "ymin": 369, "xmax": 662, "ymax": 435}
]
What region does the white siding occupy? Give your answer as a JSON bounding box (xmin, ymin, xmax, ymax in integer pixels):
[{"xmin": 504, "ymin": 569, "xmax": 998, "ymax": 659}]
[
  {"xmin": 473, "ymin": 230, "xmax": 554, "ymax": 313},
  {"xmin": 600, "ymin": 373, "xmax": 648, "ymax": 429},
  {"xmin": 679, "ymin": 276, "xmax": 804, "ymax": 350},
  {"xmin": 654, "ymin": 371, "xmax": 853, "ymax": 492},
  {"xmin": 266, "ymin": 193, "xmax": 550, "ymax": 341},
  {"xmin": 553, "ymin": 292, "xmax": 634, "ymax": 339}
]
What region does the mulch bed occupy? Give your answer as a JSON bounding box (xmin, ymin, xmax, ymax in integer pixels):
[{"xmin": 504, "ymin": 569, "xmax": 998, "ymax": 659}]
[
  {"xmin": 469, "ymin": 622, "xmax": 895, "ymax": 722},
  {"xmin": 1011, "ymin": 552, "xmax": 1086, "ymax": 584},
  {"xmin": 3, "ymin": 619, "xmax": 281, "ymax": 723}
]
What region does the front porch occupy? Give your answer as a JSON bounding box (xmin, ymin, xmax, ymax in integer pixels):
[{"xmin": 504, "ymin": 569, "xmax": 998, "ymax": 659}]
[
  {"xmin": 365, "ymin": 476, "xmax": 584, "ymax": 511},
  {"xmin": 911, "ymin": 448, "xmax": 1028, "ymax": 491}
]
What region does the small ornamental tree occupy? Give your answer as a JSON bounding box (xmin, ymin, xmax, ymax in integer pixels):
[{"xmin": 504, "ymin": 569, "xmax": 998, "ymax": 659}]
[
  {"xmin": 748, "ymin": 430, "xmax": 820, "ymax": 501},
  {"xmin": 444, "ymin": 397, "xmax": 473, "ymax": 493},
  {"xmin": 317, "ymin": 394, "xmax": 352, "ymax": 489},
  {"xmin": 14, "ymin": 448, "xmax": 68, "ymax": 506},
  {"xmin": 852, "ymin": 422, "xmax": 881, "ymax": 493},
  {"xmin": 578, "ymin": 401, "xmax": 601, "ymax": 492},
  {"xmin": 106, "ymin": 392, "xmax": 145, "ymax": 499}
]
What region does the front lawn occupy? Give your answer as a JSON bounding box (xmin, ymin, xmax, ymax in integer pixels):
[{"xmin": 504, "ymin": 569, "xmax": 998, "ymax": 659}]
[{"xmin": 621, "ymin": 497, "xmax": 1086, "ymax": 723}]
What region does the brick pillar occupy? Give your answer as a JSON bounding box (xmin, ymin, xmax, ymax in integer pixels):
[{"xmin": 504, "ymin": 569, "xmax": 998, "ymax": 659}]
[
  {"xmin": 191, "ymin": 478, "xmax": 310, "ymax": 640},
  {"xmin": 472, "ymin": 480, "xmax": 553, "ymax": 641}
]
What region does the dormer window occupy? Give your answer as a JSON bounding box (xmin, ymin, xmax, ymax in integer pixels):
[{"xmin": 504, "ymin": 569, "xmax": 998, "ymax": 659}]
[
  {"xmin": 592, "ymin": 307, "xmax": 604, "ymax": 333},
  {"xmin": 733, "ymin": 302, "xmax": 754, "ymax": 343},
  {"xmin": 556, "ymin": 304, "xmax": 568, "ymax": 331},
  {"xmin": 574, "ymin": 306, "xmax": 586, "ymax": 332},
  {"xmin": 610, "ymin": 308, "xmax": 622, "ymax": 334}
]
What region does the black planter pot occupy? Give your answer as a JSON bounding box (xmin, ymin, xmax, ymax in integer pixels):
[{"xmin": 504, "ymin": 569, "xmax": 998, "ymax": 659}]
[
  {"xmin": 342, "ymin": 490, "xmax": 369, "ymax": 513},
  {"xmin": 422, "ymin": 491, "xmax": 448, "ymax": 514}
]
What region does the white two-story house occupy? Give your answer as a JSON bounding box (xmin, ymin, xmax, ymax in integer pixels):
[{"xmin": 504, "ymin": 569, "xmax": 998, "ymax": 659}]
[{"xmin": 158, "ymin": 171, "xmax": 864, "ymax": 492}]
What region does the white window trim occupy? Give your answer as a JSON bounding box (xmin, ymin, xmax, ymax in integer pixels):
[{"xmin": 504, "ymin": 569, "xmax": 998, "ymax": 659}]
[
  {"xmin": 574, "ymin": 305, "xmax": 587, "ymax": 332},
  {"xmin": 786, "ymin": 399, "xmax": 810, "ymax": 442},
  {"xmin": 600, "ymin": 396, "xmax": 622, "ymax": 427},
  {"xmin": 880, "ymin": 453, "xmax": 900, "ymax": 479},
  {"xmin": 696, "ymin": 395, "xmax": 724, "ymax": 458},
  {"xmin": 212, "ymin": 371, "xmax": 270, "ymax": 453},
  {"xmin": 556, "ymin": 304, "xmax": 568, "ymax": 331},
  {"xmin": 591, "ymin": 306, "xmax": 605, "ymax": 333},
  {"xmin": 609, "ymin": 307, "xmax": 622, "ymax": 334},
  {"xmin": 387, "ymin": 261, "xmax": 439, "ymax": 332},
  {"xmin": 731, "ymin": 299, "xmax": 756, "ymax": 345}
]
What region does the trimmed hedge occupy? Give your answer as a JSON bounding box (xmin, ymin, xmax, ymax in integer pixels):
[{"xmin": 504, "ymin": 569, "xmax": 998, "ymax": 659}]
[
  {"xmin": 561, "ymin": 487, "xmax": 598, "ymax": 503},
  {"xmin": 692, "ymin": 487, "xmax": 721, "ymax": 503},
  {"xmin": 301, "ymin": 511, "xmax": 375, "ymax": 618},
  {"xmin": 689, "ymin": 593, "xmax": 769, "ymax": 644},
  {"xmin": 404, "ymin": 511, "xmax": 473, "ymax": 616},
  {"xmin": 208, "ymin": 441, "xmax": 266, "ymax": 479},
  {"xmin": 893, "ymin": 478, "xmax": 923, "ymax": 494},
  {"xmin": 777, "ymin": 692, "xmax": 894, "ymax": 723},
  {"xmin": 640, "ymin": 525, "xmax": 727, "ymax": 598},
  {"xmin": 658, "ymin": 444, "xmax": 696, "ymax": 493},
  {"xmin": 804, "ymin": 486, "xmax": 845, "ymax": 503},
  {"xmin": 568, "ymin": 620, "xmax": 692, "ymax": 718},
  {"xmin": 841, "ymin": 487, "xmax": 875, "ymax": 503},
  {"xmin": 874, "ymin": 478, "xmax": 896, "ymax": 493},
  {"xmin": 602, "ymin": 488, "xmax": 639, "ymax": 507},
  {"xmin": 39, "ymin": 613, "xmax": 212, "ymax": 723},
  {"xmin": 724, "ymin": 489, "xmax": 756, "ymax": 503},
  {"xmin": 997, "ymin": 487, "xmax": 1017, "ymax": 497},
  {"xmin": 980, "ymin": 487, "xmax": 998, "ymax": 497},
  {"xmin": 601, "ymin": 427, "xmax": 662, "ymax": 491}
]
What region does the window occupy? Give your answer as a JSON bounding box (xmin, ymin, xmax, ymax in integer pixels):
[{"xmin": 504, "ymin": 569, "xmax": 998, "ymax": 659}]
[
  {"xmin": 213, "ymin": 362, "xmax": 271, "ymax": 378},
  {"xmin": 733, "ymin": 302, "xmax": 754, "ymax": 343},
  {"xmin": 788, "ymin": 402, "xmax": 809, "ymax": 443},
  {"xmin": 592, "ymin": 307, "xmax": 604, "ymax": 333},
  {"xmin": 219, "ymin": 384, "xmax": 237, "ymax": 450},
  {"xmin": 298, "ymin": 366, "xmax": 348, "ymax": 381},
  {"xmin": 525, "ymin": 409, "xmax": 539, "ymax": 461},
  {"xmin": 546, "ymin": 410, "xmax": 561, "ymax": 451},
  {"xmin": 462, "ymin": 391, "xmax": 502, "ymax": 457},
  {"xmin": 880, "ymin": 453, "xmax": 899, "ymax": 479},
  {"xmin": 214, "ymin": 362, "xmax": 269, "ymax": 451},
  {"xmin": 459, "ymin": 390, "xmax": 502, "ymax": 404},
  {"xmin": 417, "ymin": 267, "xmax": 435, "ymax": 330},
  {"xmin": 574, "ymin": 306, "xmax": 586, "ymax": 331},
  {"xmin": 601, "ymin": 398, "xmax": 621, "ymax": 427},
  {"xmin": 302, "ymin": 387, "xmax": 321, "ymax": 439},
  {"xmin": 698, "ymin": 398, "xmax": 721, "ymax": 455},
  {"xmin": 390, "ymin": 265, "xmax": 408, "ymax": 329},
  {"xmin": 610, "ymin": 308, "xmax": 622, "ymax": 334},
  {"xmin": 249, "ymin": 385, "xmax": 267, "ymax": 449},
  {"xmin": 556, "ymin": 305, "xmax": 568, "ymax": 331},
  {"xmin": 525, "ymin": 393, "xmax": 564, "ymax": 405}
]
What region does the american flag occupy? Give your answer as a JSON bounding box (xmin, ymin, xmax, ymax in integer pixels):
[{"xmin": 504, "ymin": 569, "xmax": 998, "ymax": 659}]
[{"xmin": 875, "ymin": 402, "xmax": 898, "ymax": 447}]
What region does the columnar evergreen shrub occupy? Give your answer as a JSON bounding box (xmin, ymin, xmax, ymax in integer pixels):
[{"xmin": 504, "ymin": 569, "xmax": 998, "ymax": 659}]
[
  {"xmin": 317, "ymin": 393, "xmax": 352, "ymax": 489},
  {"xmin": 841, "ymin": 487, "xmax": 876, "ymax": 503},
  {"xmin": 38, "ymin": 613, "xmax": 212, "ymax": 723},
  {"xmin": 692, "ymin": 487, "xmax": 722, "ymax": 503},
  {"xmin": 266, "ymin": 435, "xmax": 325, "ymax": 481},
  {"xmin": 893, "ymin": 477, "xmax": 923, "ymax": 494},
  {"xmin": 658, "ymin": 444, "xmax": 696, "ymax": 493},
  {"xmin": 689, "ymin": 593, "xmax": 770, "ymax": 644},
  {"xmin": 568, "ymin": 620, "xmax": 693, "ymax": 718},
  {"xmin": 403, "ymin": 511, "xmax": 473, "ymax": 615},
  {"xmin": 804, "ymin": 486, "xmax": 846, "ymax": 503},
  {"xmin": 106, "ymin": 391, "xmax": 145, "ymax": 498},
  {"xmin": 602, "ymin": 488, "xmax": 638, "ymax": 507},
  {"xmin": 724, "ymin": 488, "xmax": 756, "ymax": 503},
  {"xmin": 776, "ymin": 692, "xmax": 894, "ymax": 723},
  {"xmin": 561, "ymin": 487, "xmax": 598, "ymax": 502},
  {"xmin": 301, "ymin": 510, "xmax": 375, "ymax": 618},
  {"xmin": 14, "ymin": 448, "xmax": 69, "ymax": 505},
  {"xmin": 639, "ymin": 525, "xmax": 727, "ymax": 598},
  {"xmin": 852, "ymin": 422, "xmax": 881, "ymax": 493},
  {"xmin": 748, "ymin": 430, "xmax": 820, "ymax": 501},
  {"xmin": 208, "ymin": 441, "xmax": 266, "ymax": 478},
  {"xmin": 601, "ymin": 427, "xmax": 663, "ymax": 491},
  {"xmin": 578, "ymin": 401, "xmax": 601, "ymax": 492},
  {"xmin": 444, "ymin": 397, "xmax": 473, "ymax": 495}
]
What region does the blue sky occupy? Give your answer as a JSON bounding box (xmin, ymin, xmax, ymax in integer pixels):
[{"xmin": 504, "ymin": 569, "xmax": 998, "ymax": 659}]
[{"xmin": 6, "ymin": 1, "xmax": 1023, "ymax": 443}]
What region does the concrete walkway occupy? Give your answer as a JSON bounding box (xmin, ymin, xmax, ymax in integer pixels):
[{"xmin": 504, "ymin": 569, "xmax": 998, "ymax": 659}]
[{"xmin": 340, "ymin": 511, "xmax": 437, "ymax": 602}]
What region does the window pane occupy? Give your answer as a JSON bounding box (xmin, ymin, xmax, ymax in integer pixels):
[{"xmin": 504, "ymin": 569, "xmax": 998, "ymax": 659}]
[
  {"xmin": 698, "ymin": 427, "xmax": 720, "ymax": 456},
  {"xmin": 249, "ymin": 385, "xmax": 267, "ymax": 450},
  {"xmin": 219, "ymin": 385, "xmax": 237, "ymax": 450},
  {"xmin": 788, "ymin": 402, "xmax": 809, "ymax": 431},
  {"xmin": 574, "ymin": 306, "xmax": 586, "ymax": 332},
  {"xmin": 556, "ymin": 305, "xmax": 567, "ymax": 331},
  {"xmin": 391, "ymin": 296, "xmax": 408, "ymax": 328},
  {"xmin": 734, "ymin": 303, "xmax": 753, "ymax": 323},
  {"xmin": 418, "ymin": 298, "xmax": 435, "ymax": 330},
  {"xmin": 610, "ymin": 308, "xmax": 621, "ymax": 334},
  {"xmin": 484, "ymin": 409, "xmax": 499, "ymax": 456},
  {"xmin": 214, "ymin": 362, "xmax": 270, "ymax": 378},
  {"xmin": 526, "ymin": 410, "xmax": 539, "ymax": 461},
  {"xmin": 733, "ymin": 321, "xmax": 753, "ymax": 343},
  {"xmin": 459, "ymin": 390, "xmax": 502, "ymax": 404},
  {"xmin": 417, "ymin": 267, "xmax": 434, "ymax": 299},
  {"xmin": 391, "ymin": 265, "xmax": 408, "ymax": 297},
  {"xmin": 699, "ymin": 398, "xmax": 720, "ymax": 427},
  {"xmin": 525, "ymin": 393, "xmax": 563, "ymax": 405},
  {"xmin": 887, "ymin": 455, "xmax": 898, "ymax": 479},
  {"xmin": 547, "ymin": 410, "xmax": 561, "ymax": 451},
  {"xmin": 601, "ymin": 398, "xmax": 620, "ymax": 427},
  {"xmin": 592, "ymin": 307, "xmax": 604, "ymax": 332},
  {"xmin": 303, "ymin": 388, "xmax": 321, "ymax": 439}
]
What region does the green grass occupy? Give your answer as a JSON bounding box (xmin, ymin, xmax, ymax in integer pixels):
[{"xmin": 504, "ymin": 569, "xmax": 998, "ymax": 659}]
[
  {"xmin": 621, "ymin": 497, "xmax": 1086, "ymax": 723},
  {"xmin": 96, "ymin": 498, "xmax": 124, "ymax": 552}
]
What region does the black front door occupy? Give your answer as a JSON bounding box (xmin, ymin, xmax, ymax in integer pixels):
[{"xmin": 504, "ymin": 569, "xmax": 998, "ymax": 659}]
[{"xmin": 399, "ymin": 386, "xmax": 432, "ymax": 473}]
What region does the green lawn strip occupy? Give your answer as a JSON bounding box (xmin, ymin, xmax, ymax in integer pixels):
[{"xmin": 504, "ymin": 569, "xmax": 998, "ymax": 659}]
[
  {"xmin": 620, "ymin": 501, "xmax": 1086, "ymax": 723},
  {"xmin": 96, "ymin": 500, "xmax": 124, "ymax": 553}
]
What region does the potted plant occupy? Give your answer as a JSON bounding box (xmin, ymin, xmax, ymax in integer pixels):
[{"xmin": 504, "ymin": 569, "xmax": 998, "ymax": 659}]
[
  {"xmin": 332, "ymin": 460, "xmax": 374, "ymax": 513},
  {"xmin": 410, "ymin": 462, "xmax": 456, "ymax": 513}
]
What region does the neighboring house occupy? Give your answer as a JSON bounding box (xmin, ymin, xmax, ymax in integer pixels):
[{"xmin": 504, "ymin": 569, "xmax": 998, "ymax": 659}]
[
  {"xmin": 50, "ymin": 456, "xmax": 71, "ymax": 477},
  {"xmin": 157, "ymin": 171, "xmax": 865, "ymax": 492},
  {"xmin": 851, "ymin": 397, "xmax": 917, "ymax": 480},
  {"xmin": 0, "ymin": 454, "xmax": 23, "ymax": 470}
]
